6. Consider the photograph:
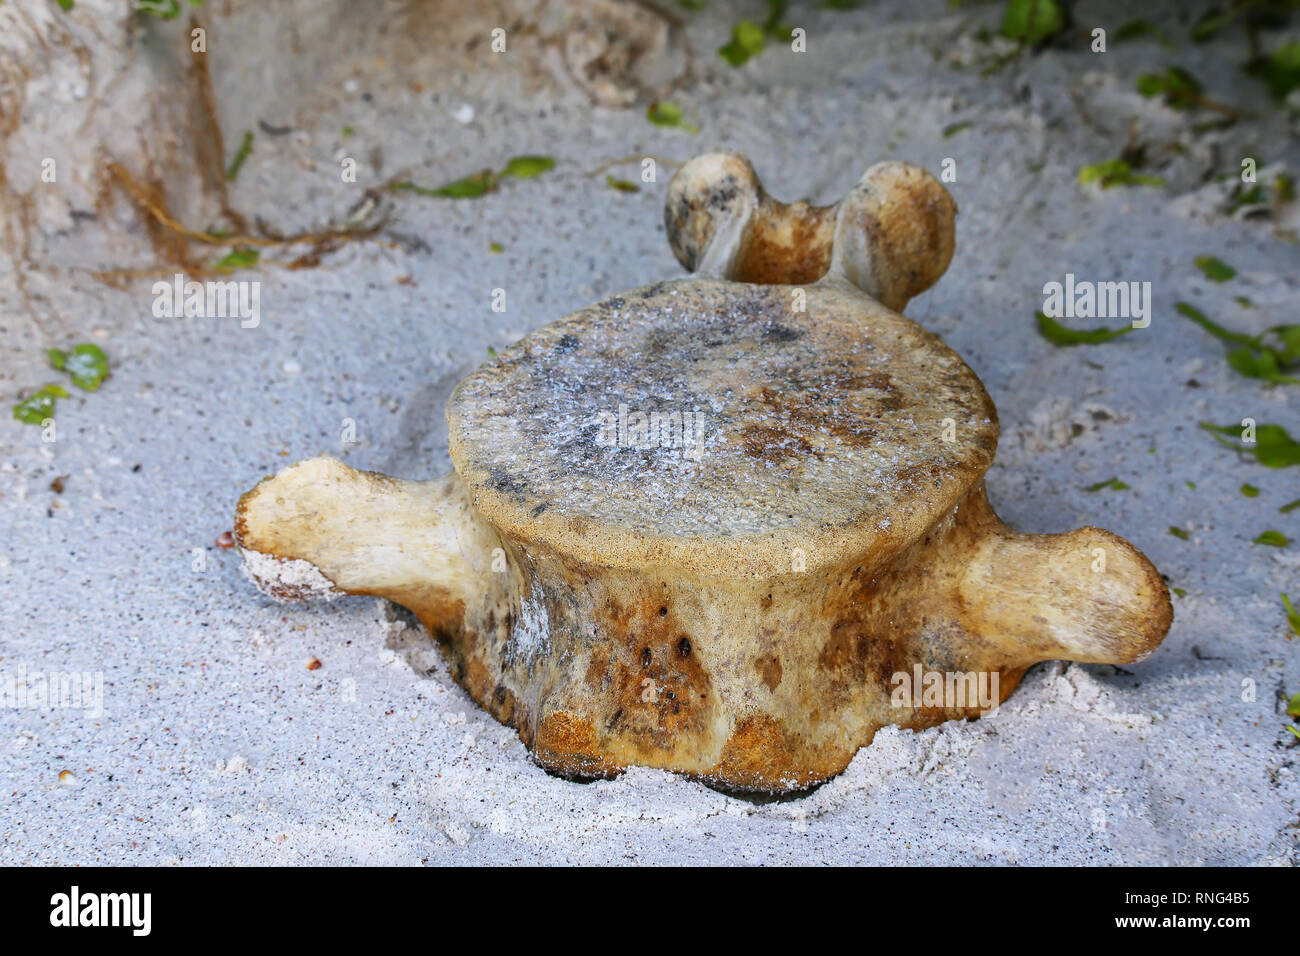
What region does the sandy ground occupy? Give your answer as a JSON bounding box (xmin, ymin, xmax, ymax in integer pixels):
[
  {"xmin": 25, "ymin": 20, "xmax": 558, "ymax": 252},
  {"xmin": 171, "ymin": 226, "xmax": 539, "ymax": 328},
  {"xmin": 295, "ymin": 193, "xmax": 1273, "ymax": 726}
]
[{"xmin": 2, "ymin": 0, "xmax": 1298, "ymax": 864}]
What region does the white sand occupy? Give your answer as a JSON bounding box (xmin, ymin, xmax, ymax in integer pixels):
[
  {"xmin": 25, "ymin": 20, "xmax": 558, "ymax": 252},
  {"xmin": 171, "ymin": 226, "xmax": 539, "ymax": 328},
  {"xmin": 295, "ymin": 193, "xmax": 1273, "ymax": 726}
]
[{"xmin": 1, "ymin": 0, "xmax": 1297, "ymax": 864}]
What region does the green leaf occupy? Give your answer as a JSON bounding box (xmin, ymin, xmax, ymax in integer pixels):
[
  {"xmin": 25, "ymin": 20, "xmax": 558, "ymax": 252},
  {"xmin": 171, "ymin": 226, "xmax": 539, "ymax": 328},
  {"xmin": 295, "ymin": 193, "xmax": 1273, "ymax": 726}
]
[
  {"xmin": 1226, "ymin": 183, "xmax": 1266, "ymax": 213},
  {"xmin": 605, "ymin": 174, "xmax": 640, "ymax": 193},
  {"xmin": 1247, "ymin": 41, "xmax": 1300, "ymax": 100},
  {"xmin": 1172, "ymin": 587, "xmax": 1187, "ymax": 598},
  {"xmin": 1240, "ymin": 483, "xmax": 1260, "ymax": 497},
  {"xmin": 57, "ymin": 0, "xmax": 74, "ymax": 10},
  {"xmin": 1280, "ymin": 497, "xmax": 1300, "ymax": 514},
  {"xmin": 1285, "ymin": 594, "xmax": 1300, "ymax": 636},
  {"xmin": 942, "ymin": 121, "xmax": 972, "ymax": 139},
  {"xmin": 213, "ymin": 247, "xmax": 260, "ymax": 271},
  {"xmin": 1000, "ymin": 0, "xmax": 1065, "ymax": 47},
  {"xmin": 1287, "ymin": 725, "xmax": 1300, "ymax": 740},
  {"xmin": 1189, "ymin": 7, "xmax": 1237, "ymax": 43},
  {"xmin": 489, "ymin": 242, "xmax": 504, "ymax": 253},
  {"xmin": 1114, "ymin": 20, "xmax": 1173, "ymax": 47},
  {"xmin": 1225, "ymin": 346, "xmax": 1296, "ymax": 384},
  {"xmin": 1224, "ymin": 175, "xmax": 1292, "ymax": 213},
  {"xmin": 1178, "ymin": 303, "xmax": 1300, "ymax": 384},
  {"xmin": 1276, "ymin": 173, "xmax": 1296, "ymax": 203},
  {"xmin": 1134, "ymin": 74, "xmax": 1163, "ymax": 97},
  {"xmin": 1083, "ymin": 477, "xmax": 1131, "ymax": 492},
  {"xmin": 646, "ymin": 101, "xmax": 699, "ymax": 134},
  {"xmin": 1194, "ymin": 255, "xmax": 1235, "ymax": 282},
  {"xmin": 676, "ymin": 0, "xmax": 707, "ymax": 9},
  {"xmin": 392, "ymin": 170, "xmax": 497, "ymax": 199},
  {"xmin": 1267, "ymin": 325, "xmax": 1300, "ymax": 366},
  {"xmin": 1273, "ymin": 321, "xmax": 1300, "ymax": 349},
  {"xmin": 501, "ymin": 155, "xmax": 555, "ymax": 179},
  {"xmin": 226, "ymin": 130, "xmax": 253, "ymax": 182},
  {"xmin": 1288, "ymin": 693, "xmax": 1300, "ymax": 719},
  {"xmin": 1168, "ymin": 526, "xmax": 1190, "ymax": 539},
  {"xmin": 719, "ymin": 20, "xmax": 766, "ymax": 66},
  {"xmin": 1036, "ymin": 312, "xmax": 1134, "ymax": 346},
  {"xmin": 48, "ymin": 343, "xmax": 109, "ymax": 391},
  {"xmin": 1252, "ymin": 424, "xmax": 1300, "ymax": 466},
  {"xmin": 12, "ymin": 384, "xmax": 69, "ymax": 425},
  {"xmin": 134, "ymin": 0, "xmax": 183, "ymax": 20},
  {"xmin": 763, "ymin": 0, "xmax": 792, "ymax": 36},
  {"xmin": 1135, "ymin": 66, "xmax": 1203, "ymax": 109},
  {"xmin": 1199, "ymin": 422, "xmax": 1300, "ymax": 468},
  {"xmin": 1078, "ymin": 159, "xmax": 1164, "ymax": 189},
  {"xmin": 1175, "ymin": 301, "xmax": 1256, "ymax": 347},
  {"xmin": 1254, "ymin": 530, "xmax": 1290, "ymax": 547}
]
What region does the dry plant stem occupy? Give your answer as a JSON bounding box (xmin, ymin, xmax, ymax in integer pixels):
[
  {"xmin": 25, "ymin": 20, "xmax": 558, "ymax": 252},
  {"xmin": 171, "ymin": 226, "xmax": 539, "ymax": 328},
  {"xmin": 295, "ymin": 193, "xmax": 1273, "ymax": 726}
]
[
  {"xmin": 95, "ymin": 23, "xmax": 382, "ymax": 283},
  {"xmin": 107, "ymin": 162, "xmax": 381, "ymax": 250},
  {"xmin": 188, "ymin": 16, "xmax": 247, "ymax": 233},
  {"xmin": 587, "ymin": 154, "xmax": 682, "ymax": 177}
]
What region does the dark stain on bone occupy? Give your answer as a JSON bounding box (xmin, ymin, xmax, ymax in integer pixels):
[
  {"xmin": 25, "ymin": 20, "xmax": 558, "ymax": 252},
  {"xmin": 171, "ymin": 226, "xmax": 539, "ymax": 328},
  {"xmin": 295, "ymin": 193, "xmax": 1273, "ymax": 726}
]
[
  {"xmin": 487, "ymin": 467, "xmax": 530, "ymax": 499},
  {"xmin": 742, "ymin": 424, "xmax": 816, "ymax": 462},
  {"xmin": 587, "ymin": 593, "xmax": 715, "ymax": 752},
  {"xmin": 763, "ymin": 323, "xmax": 804, "ymax": 342},
  {"xmin": 756, "ymin": 653, "xmax": 783, "ymax": 692},
  {"xmin": 746, "ymin": 365, "xmax": 896, "ymax": 447},
  {"xmin": 707, "ymin": 174, "xmax": 739, "ymax": 210}
]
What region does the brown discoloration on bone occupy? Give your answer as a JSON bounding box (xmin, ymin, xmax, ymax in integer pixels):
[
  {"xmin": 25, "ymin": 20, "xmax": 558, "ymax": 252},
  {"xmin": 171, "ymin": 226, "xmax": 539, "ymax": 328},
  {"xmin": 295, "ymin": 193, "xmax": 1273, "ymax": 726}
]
[
  {"xmin": 715, "ymin": 714, "xmax": 824, "ymax": 792},
  {"xmin": 755, "ymin": 652, "xmax": 782, "ymax": 693},
  {"xmin": 742, "ymin": 424, "xmax": 817, "ymax": 462},
  {"xmin": 446, "ymin": 629, "xmax": 502, "ymax": 711},
  {"xmin": 832, "ymin": 162, "xmax": 958, "ymax": 312},
  {"xmin": 747, "ymin": 368, "xmax": 892, "ymax": 448},
  {"xmin": 664, "ymin": 154, "xmax": 836, "ymax": 287},
  {"xmin": 533, "ymin": 711, "xmax": 621, "ymax": 779},
  {"xmin": 588, "ymin": 592, "xmax": 714, "ymax": 751},
  {"xmin": 731, "ymin": 200, "xmax": 834, "ymax": 285},
  {"xmin": 665, "ymin": 152, "xmax": 956, "ymax": 312},
  {"xmin": 664, "ymin": 153, "xmax": 760, "ymax": 274}
]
